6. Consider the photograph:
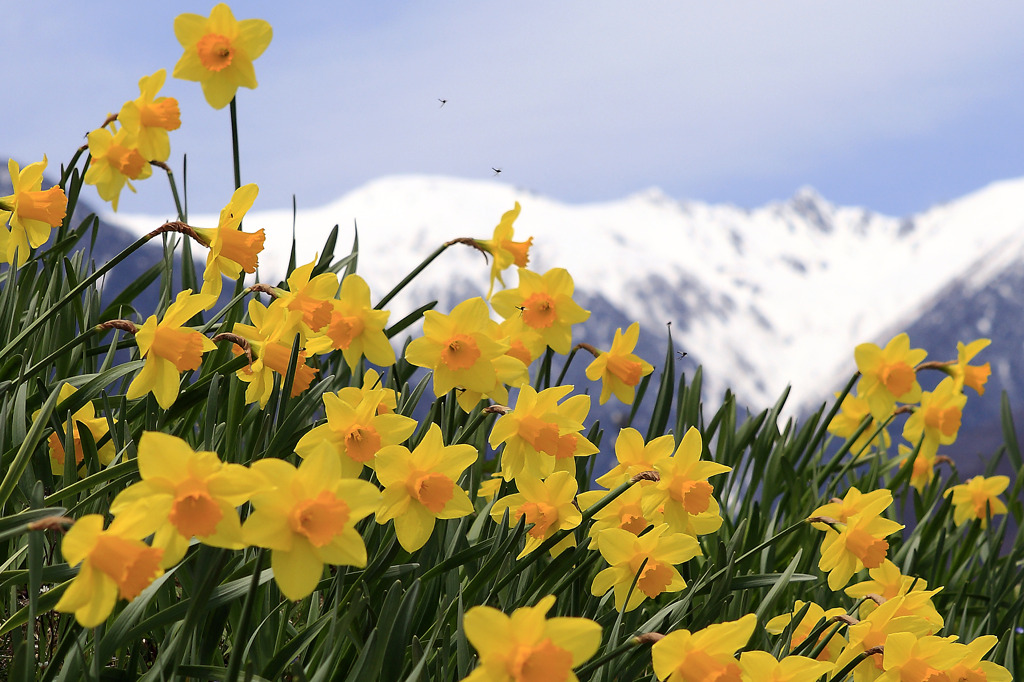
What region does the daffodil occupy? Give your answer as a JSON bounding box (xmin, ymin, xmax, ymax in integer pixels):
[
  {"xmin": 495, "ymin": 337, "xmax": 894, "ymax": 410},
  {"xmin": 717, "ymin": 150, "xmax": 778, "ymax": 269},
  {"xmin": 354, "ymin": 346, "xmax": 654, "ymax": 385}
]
[
  {"xmin": 37, "ymin": 384, "xmax": 117, "ymax": 474},
  {"xmin": 334, "ymin": 368, "xmax": 399, "ymax": 414},
  {"xmin": 491, "ymin": 267, "xmax": 591, "ymax": 354},
  {"xmin": 194, "ymin": 183, "xmax": 265, "ymax": 299},
  {"xmin": 591, "ymin": 524, "xmax": 700, "ymax": 612},
  {"xmin": 765, "ymin": 600, "xmax": 847, "ymax": 663},
  {"xmin": 0, "ymin": 157, "xmax": 67, "ymax": 265},
  {"xmin": 583, "ymin": 322, "xmax": 654, "ymax": 405},
  {"xmin": 474, "ymin": 201, "xmax": 533, "ymax": 297},
  {"xmin": 651, "ymin": 614, "xmax": 757, "ymax": 682},
  {"xmin": 229, "ymin": 298, "xmax": 319, "ymax": 408},
  {"xmin": 83, "ymin": 124, "xmax": 152, "ymax": 211},
  {"xmin": 833, "ymin": 595, "xmax": 940, "ymax": 682},
  {"xmin": 650, "ymin": 426, "xmax": 730, "ymax": 537},
  {"xmin": 108, "ymin": 432, "xmax": 265, "ymax": 568},
  {"xmin": 116, "ymin": 69, "xmax": 181, "ymax": 162},
  {"xmin": 877, "ymin": 633, "xmax": 965, "ymax": 682},
  {"xmin": 854, "ymin": 333, "xmax": 927, "ymax": 420},
  {"xmin": 815, "ymin": 493, "xmax": 903, "ymax": 590},
  {"xmin": 577, "ymin": 484, "xmax": 659, "ymax": 548},
  {"xmin": 828, "ymin": 390, "xmax": 891, "ymax": 459},
  {"xmin": 306, "ymin": 274, "xmax": 394, "ymax": 371},
  {"xmin": 844, "ymin": 560, "xmax": 935, "ymax": 618},
  {"xmin": 126, "ymin": 289, "xmax": 217, "ymax": 409},
  {"xmin": 948, "ymin": 338, "xmax": 991, "ymax": 395},
  {"xmin": 375, "ymin": 423, "xmax": 476, "ymax": 552},
  {"xmin": 946, "ymin": 635, "xmax": 1013, "ymax": 682},
  {"xmin": 295, "ymin": 389, "xmax": 417, "ymax": 478},
  {"xmin": 897, "ymin": 444, "xmax": 936, "ymax": 494},
  {"xmin": 242, "ymin": 448, "xmax": 381, "ymax": 601},
  {"xmin": 809, "ymin": 486, "xmax": 893, "ymax": 529},
  {"xmin": 54, "ymin": 514, "xmax": 164, "ymax": 627},
  {"xmin": 902, "ymin": 376, "xmax": 965, "ymax": 459},
  {"xmin": 498, "ymin": 315, "xmax": 546, "ymax": 368},
  {"xmin": 172, "ymin": 3, "xmax": 273, "ymax": 109},
  {"xmin": 738, "ymin": 650, "xmax": 834, "ymax": 682},
  {"xmin": 405, "ymin": 297, "xmax": 509, "ymax": 398},
  {"xmin": 491, "ymin": 471, "xmax": 581, "ymax": 558},
  {"xmin": 595, "ymin": 427, "xmax": 674, "ymax": 489},
  {"xmin": 272, "ymin": 257, "xmax": 338, "ymax": 335},
  {"xmin": 944, "ymin": 475, "xmax": 1009, "ymax": 528},
  {"xmin": 461, "ymin": 595, "xmax": 601, "ymax": 682},
  {"xmin": 488, "ymin": 385, "xmax": 597, "ymax": 481}
]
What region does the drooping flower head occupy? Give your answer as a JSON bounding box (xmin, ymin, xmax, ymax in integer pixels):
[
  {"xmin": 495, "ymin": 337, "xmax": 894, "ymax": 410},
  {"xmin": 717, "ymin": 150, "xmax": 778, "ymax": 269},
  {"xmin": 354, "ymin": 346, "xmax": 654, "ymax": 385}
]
[
  {"xmin": 944, "ymin": 475, "xmax": 1009, "ymax": 528},
  {"xmin": 591, "ymin": 524, "xmax": 700, "ymax": 612},
  {"xmin": 948, "ymin": 338, "xmax": 991, "ymax": 395},
  {"xmin": 194, "ymin": 183, "xmax": 266, "ymax": 299},
  {"xmin": 305, "ymin": 273, "xmax": 394, "ymax": 371},
  {"xmin": 172, "ymin": 3, "xmax": 273, "ymax": 109},
  {"xmin": 650, "ymin": 614, "xmax": 757, "ymax": 682},
  {"xmin": 828, "ymin": 390, "xmax": 891, "ymax": 459},
  {"xmin": 375, "ymin": 423, "xmax": 477, "ymax": 552},
  {"xmin": 84, "ymin": 124, "xmax": 152, "ymax": 211},
  {"xmin": 126, "ymin": 289, "xmax": 218, "ymax": 409},
  {"xmin": 583, "ymin": 322, "xmax": 655, "ymax": 405},
  {"xmin": 108, "ymin": 432, "xmax": 265, "ymax": 568},
  {"xmin": 54, "ymin": 515, "xmax": 164, "ymax": 627},
  {"xmin": 462, "ymin": 595, "xmax": 601, "ymax": 682},
  {"xmin": 242, "ymin": 448, "xmax": 382, "ymax": 600},
  {"xmin": 475, "ymin": 201, "xmax": 533, "ymax": 297},
  {"xmin": 491, "ymin": 267, "xmax": 591, "ymax": 354},
  {"xmin": 854, "ymin": 333, "xmax": 927, "ymax": 420},
  {"xmin": 273, "ymin": 257, "xmax": 338, "ymax": 335},
  {"xmin": 37, "ymin": 384, "xmax": 117, "ymax": 474},
  {"xmin": 0, "ymin": 157, "xmax": 67, "ymax": 265},
  {"xmin": 117, "ymin": 69, "xmax": 181, "ymax": 162}
]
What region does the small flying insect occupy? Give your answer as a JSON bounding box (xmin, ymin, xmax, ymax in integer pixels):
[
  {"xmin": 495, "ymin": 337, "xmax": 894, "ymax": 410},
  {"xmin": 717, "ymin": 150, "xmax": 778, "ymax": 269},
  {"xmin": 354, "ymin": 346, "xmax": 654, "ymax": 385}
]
[
  {"xmin": 438, "ymin": 98, "xmax": 447, "ymax": 107},
  {"xmin": 492, "ymin": 167, "xmax": 502, "ymax": 176},
  {"xmin": 676, "ymin": 351, "xmax": 688, "ymax": 360},
  {"xmin": 514, "ymin": 305, "xmax": 526, "ymax": 316}
]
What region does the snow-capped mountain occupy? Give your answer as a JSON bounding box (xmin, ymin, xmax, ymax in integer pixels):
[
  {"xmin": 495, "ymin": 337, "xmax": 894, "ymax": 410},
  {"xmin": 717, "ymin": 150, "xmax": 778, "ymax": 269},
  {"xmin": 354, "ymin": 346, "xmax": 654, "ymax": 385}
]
[{"xmin": 111, "ymin": 174, "xmax": 1024, "ymax": 430}]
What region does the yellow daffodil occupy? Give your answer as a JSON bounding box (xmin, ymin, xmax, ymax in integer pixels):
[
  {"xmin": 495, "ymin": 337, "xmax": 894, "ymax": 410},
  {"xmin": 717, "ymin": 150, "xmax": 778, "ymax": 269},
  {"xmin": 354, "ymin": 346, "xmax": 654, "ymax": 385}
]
[
  {"xmin": 116, "ymin": 69, "xmax": 181, "ymax": 162},
  {"xmin": 650, "ymin": 426, "xmax": 730, "ymax": 537},
  {"xmin": 809, "ymin": 486, "xmax": 893, "ymax": 530},
  {"xmin": 854, "ymin": 333, "xmax": 927, "ymax": 421},
  {"xmin": 375, "ymin": 423, "xmax": 476, "ymax": 552},
  {"xmin": 944, "ymin": 475, "xmax": 1009, "ymax": 528},
  {"xmin": 229, "ymin": 298, "xmax": 319, "ymax": 408},
  {"xmin": 0, "ymin": 157, "xmax": 67, "ymax": 266},
  {"xmin": 765, "ymin": 600, "xmax": 847, "ymax": 663},
  {"xmin": 651, "ymin": 614, "xmax": 756, "ymax": 682},
  {"xmin": 194, "ymin": 183, "xmax": 265, "ymax": 299},
  {"xmin": 834, "ymin": 595, "xmax": 939, "ymax": 682},
  {"xmin": 491, "ymin": 470, "xmax": 581, "ymax": 558},
  {"xmin": 172, "ymin": 3, "xmax": 273, "ymax": 110},
  {"xmin": 595, "ymin": 427, "xmax": 674, "ymax": 489},
  {"xmin": 454, "ymin": 352, "xmax": 530, "ymax": 413},
  {"xmin": 305, "ymin": 273, "xmax": 394, "ymax": 371},
  {"xmin": 273, "ymin": 257, "xmax": 338, "ymax": 335},
  {"xmin": 583, "ymin": 322, "xmax": 655, "ymax": 405},
  {"xmin": 738, "ymin": 650, "xmax": 834, "ymax": 682},
  {"xmin": 37, "ymin": 384, "xmax": 117, "ymax": 475},
  {"xmin": 498, "ymin": 315, "xmax": 546, "ymax": 369},
  {"xmin": 845, "ymin": 560, "xmax": 929, "ymax": 606},
  {"xmin": 334, "ymin": 368, "xmax": 399, "ymax": 414},
  {"xmin": 242, "ymin": 448, "xmax": 381, "ymax": 601},
  {"xmin": 878, "ymin": 633, "xmax": 965, "ymax": 682},
  {"xmin": 84, "ymin": 124, "xmax": 152, "ymax": 211},
  {"xmin": 461, "ymin": 595, "xmax": 601, "ymax": 682},
  {"xmin": 902, "ymin": 376, "xmax": 966, "ymax": 459},
  {"xmin": 474, "ymin": 201, "xmax": 533, "ymax": 298},
  {"xmin": 54, "ymin": 514, "xmax": 164, "ymax": 627},
  {"xmin": 897, "ymin": 444, "xmax": 937, "ymax": 494},
  {"xmin": 591, "ymin": 524, "xmax": 700, "ymax": 612},
  {"xmin": 828, "ymin": 390, "xmax": 891, "ymax": 459},
  {"xmin": 947, "ymin": 635, "xmax": 1013, "ymax": 682},
  {"xmin": 295, "ymin": 389, "xmax": 417, "ymax": 478},
  {"xmin": 108, "ymin": 432, "xmax": 264, "ymax": 568},
  {"xmin": 949, "ymin": 338, "xmax": 991, "ymax": 395},
  {"xmin": 815, "ymin": 493, "xmax": 904, "ymax": 590},
  {"xmin": 477, "ymin": 472, "xmax": 504, "ymax": 502},
  {"xmin": 488, "ymin": 385, "xmax": 597, "ymax": 481},
  {"xmin": 577, "ymin": 484, "xmax": 659, "ymax": 548},
  {"xmin": 491, "ymin": 267, "xmax": 591, "ymax": 354},
  {"xmin": 126, "ymin": 289, "xmax": 217, "ymax": 409},
  {"xmin": 405, "ymin": 297, "xmax": 509, "ymax": 398}
]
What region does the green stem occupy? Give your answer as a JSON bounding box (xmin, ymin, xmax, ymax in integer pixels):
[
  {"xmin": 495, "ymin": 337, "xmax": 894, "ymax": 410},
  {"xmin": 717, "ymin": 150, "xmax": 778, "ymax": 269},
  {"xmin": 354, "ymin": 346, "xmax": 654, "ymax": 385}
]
[
  {"xmin": 224, "ymin": 548, "xmax": 265, "ymax": 682},
  {"xmin": 230, "ymin": 98, "xmax": 242, "ymax": 191},
  {"xmin": 159, "ymin": 162, "xmax": 186, "ymax": 221},
  {"xmin": 375, "ymin": 242, "xmax": 451, "ymax": 310}
]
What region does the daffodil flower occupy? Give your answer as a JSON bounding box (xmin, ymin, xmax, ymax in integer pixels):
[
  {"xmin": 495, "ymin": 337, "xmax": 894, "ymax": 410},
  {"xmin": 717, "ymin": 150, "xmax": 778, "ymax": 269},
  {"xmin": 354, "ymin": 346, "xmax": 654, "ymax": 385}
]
[
  {"xmin": 491, "ymin": 267, "xmax": 590, "ymax": 354},
  {"xmin": 738, "ymin": 651, "xmax": 834, "ymax": 682},
  {"xmin": 194, "ymin": 183, "xmax": 265, "ymax": 299},
  {"xmin": 902, "ymin": 376, "xmax": 966, "ymax": 459},
  {"xmin": 242, "ymin": 448, "xmax": 381, "ymax": 601},
  {"xmin": 595, "ymin": 427, "xmax": 674, "ymax": 489},
  {"xmin": 854, "ymin": 332, "xmax": 927, "ymax": 421},
  {"xmin": 591, "ymin": 524, "xmax": 700, "ymax": 612},
  {"xmin": 461, "ymin": 595, "xmax": 601, "ymax": 682},
  {"xmin": 474, "ymin": 201, "xmax": 533, "ymax": 297},
  {"xmin": 84, "ymin": 124, "xmax": 152, "ymax": 211},
  {"xmin": 35, "ymin": 384, "xmax": 117, "ymax": 475},
  {"xmin": 651, "ymin": 614, "xmax": 756, "ymax": 682},
  {"xmin": 878, "ymin": 633, "xmax": 966, "ymax": 682},
  {"xmin": 172, "ymin": 3, "xmax": 273, "ymax": 110},
  {"xmin": 827, "ymin": 390, "xmax": 891, "ymax": 459},
  {"xmin": 375, "ymin": 423, "xmax": 476, "ymax": 552},
  {"xmin": 833, "ymin": 595, "xmax": 941, "ymax": 677},
  {"xmin": 816, "ymin": 494, "xmax": 904, "ymax": 590},
  {"xmin": 650, "ymin": 426, "xmax": 730, "ymax": 537},
  {"xmin": 949, "ymin": 338, "xmax": 991, "ymax": 395},
  {"xmin": 0, "ymin": 156, "xmax": 67, "ymax": 265},
  {"xmin": 765, "ymin": 600, "xmax": 848, "ymax": 663},
  {"xmin": 273, "ymin": 258, "xmax": 338, "ymax": 335},
  {"xmin": 54, "ymin": 514, "xmax": 164, "ymax": 627},
  {"xmin": 117, "ymin": 69, "xmax": 181, "ymax": 162},
  {"xmin": 108, "ymin": 432, "xmax": 265, "ymax": 568},
  {"xmin": 305, "ymin": 273, "xmax": 394, "ymax": 371},
  {"xmin": 125, "ymin": 289, "xmax": 217, "ymax": 409},
  {"xmin": 491, "ymin": 470, "xmax": 581, "ymax": 558},
  {"xmin": 583, "ymin": 322, "xmax": 654, "ymax": 405},
  {"xmin": 944, "ymin": 475, "xmax": 1009, "ymax": 528}
]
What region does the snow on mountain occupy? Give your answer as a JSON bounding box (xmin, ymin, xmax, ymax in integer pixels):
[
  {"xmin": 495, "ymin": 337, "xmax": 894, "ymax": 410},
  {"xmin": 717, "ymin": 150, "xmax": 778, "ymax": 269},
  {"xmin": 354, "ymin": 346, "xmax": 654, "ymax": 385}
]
[{"xmin": 109, "ymin": 174, "xmax": 1024, "ymax": 413}]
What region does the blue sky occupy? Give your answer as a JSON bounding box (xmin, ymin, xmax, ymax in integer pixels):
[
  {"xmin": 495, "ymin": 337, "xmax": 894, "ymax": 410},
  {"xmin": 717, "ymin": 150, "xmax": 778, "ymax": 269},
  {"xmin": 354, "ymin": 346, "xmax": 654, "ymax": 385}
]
[{"xmin": 6, "ymin": 1, "xmax": 1024, "ymax": 218}]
